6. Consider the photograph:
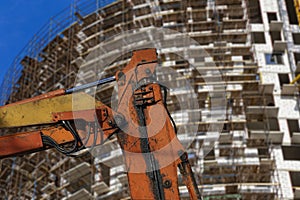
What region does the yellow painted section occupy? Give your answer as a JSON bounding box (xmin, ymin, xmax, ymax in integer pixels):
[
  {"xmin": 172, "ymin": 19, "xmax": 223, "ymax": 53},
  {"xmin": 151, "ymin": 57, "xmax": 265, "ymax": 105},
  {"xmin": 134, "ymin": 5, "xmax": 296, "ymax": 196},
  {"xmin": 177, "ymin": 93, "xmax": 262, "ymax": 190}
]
[
  {"xmin": 0, "ymin": 93, "xmax": 97, "ymax": 128},
  {"xmin": 295, "ymin": 0, "xmax": 300, "ymax": 24},
  {"xmin": 290, "ymin": 74, "xmax": 300, "ymax": 84},
  {"xmin": 259, "ymin": 72, "xmax": 263, "ymax": 83},
  {"xmin": 292, "ymin": 0, "xmax": 300, "ymax": 89}
]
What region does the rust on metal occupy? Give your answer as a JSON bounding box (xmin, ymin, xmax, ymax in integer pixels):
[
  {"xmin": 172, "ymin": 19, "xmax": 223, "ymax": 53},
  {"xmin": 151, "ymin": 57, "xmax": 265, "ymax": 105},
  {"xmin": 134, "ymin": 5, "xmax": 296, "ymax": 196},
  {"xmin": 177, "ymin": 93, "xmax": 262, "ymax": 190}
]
[
  {"xmin": 115, "ymin": 48, "xmax": 200, "ymax": 200},
  {"xmin": 0, "ymin": 48, "xmax": 201, "ymax": 199},
  {"xmin": 0, "ymin": 92, "xmax": 97, "ymax": 128},
  {"xmin": 0, "ymin": 132, "xmax": 43, "ymax": 158},
  {"xmin": 1, "ymin": 89, "xmax": 65, "ymax": 108}
]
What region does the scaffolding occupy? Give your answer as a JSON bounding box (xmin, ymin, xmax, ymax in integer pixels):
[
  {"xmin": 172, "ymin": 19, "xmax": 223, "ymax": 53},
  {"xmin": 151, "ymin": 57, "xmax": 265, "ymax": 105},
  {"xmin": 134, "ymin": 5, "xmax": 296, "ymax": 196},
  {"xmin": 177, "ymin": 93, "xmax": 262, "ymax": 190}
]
[{"xmin": 0, "ymin": 0, "xmax": 284, "ymax": 199}]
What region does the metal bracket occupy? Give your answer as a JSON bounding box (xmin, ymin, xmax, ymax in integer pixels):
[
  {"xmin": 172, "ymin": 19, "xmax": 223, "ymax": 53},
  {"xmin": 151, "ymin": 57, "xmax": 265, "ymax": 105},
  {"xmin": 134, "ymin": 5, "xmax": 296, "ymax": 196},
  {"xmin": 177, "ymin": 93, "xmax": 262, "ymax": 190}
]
[{"xmin": 134, "ymin": 85, "xmax": 155, "ymax": 106}]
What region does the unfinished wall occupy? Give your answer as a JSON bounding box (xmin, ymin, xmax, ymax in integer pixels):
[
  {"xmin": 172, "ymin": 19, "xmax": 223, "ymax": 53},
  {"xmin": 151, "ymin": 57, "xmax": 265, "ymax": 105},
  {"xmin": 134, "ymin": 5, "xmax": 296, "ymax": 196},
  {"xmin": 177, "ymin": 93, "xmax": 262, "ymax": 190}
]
[{"xmin": 251, "ymin": 0, "xmax": 300, "ymax": 198}]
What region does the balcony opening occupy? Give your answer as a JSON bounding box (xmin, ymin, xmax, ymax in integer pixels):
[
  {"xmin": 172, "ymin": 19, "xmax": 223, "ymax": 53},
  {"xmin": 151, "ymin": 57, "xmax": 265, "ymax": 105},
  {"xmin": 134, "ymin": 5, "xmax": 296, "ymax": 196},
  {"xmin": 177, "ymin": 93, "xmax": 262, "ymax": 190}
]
[
  {"xmin": 247, "ymin": 0, "xmax": 263, "ymax": 23},
  {"xmin": 285, "ymin": 0, "xmax": 299, "ymax": 25},
  {"xmin": 267, "ymin": 12, "xmax": 278, "ymax": 23},
  {"xmin": 252, "ymin": 32, "xmax": 266, "ymax": 44},
  {"xmin": 99, "ymin": 163, "xmax": 110, "ymax": 187},
  {"xmin": 294, "ymin": 53, "xmax": 300, "ymax": 66},
  {"xmin": 270, "ymin": 31, "xmax": 282, "ymax": 43},
  {"xmin": 293, "ymin": 33, "xmax": 300, "ymax": 45},
  {"xmin": 283, "ymin": 146, "xmax": 300, "ymax": 160},
  {"xmin": 290, "ymin": 171, "xmax": 300, "ymax": 186},
  {"xmin": 269, "ymin": 118, "xmax": 280, "ymax": 131},
  {"xmin": 278, "ymin": 73, "xmax": 290, "ymax": 87},
  {"xmin": 287, "ymin": 119, "xmax": 300, "ymax": 137},
  {"xmin": 265, "ymin": 53, "xmax": 283, "ymax": 65}
]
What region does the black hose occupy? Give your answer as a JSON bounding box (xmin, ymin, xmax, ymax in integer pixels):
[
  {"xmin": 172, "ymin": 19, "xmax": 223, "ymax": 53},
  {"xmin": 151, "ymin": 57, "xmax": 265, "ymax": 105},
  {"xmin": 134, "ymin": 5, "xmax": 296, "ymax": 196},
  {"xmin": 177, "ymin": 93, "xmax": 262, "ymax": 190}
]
[
  {"xmin": 161, "ymin": 85, "xmax": 178, "ymax": 134},
  {"xmin": 41, "ymin": 121, "xmax": 83, "ymax": 155}
]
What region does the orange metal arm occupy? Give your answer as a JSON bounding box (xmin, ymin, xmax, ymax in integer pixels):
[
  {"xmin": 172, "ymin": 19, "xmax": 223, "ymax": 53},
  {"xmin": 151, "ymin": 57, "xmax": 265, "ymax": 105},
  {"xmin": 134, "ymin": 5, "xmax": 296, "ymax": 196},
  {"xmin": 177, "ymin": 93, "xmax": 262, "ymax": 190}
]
[
  {"xmin": 0, "ymin": 48, "xmax": 201, "ymax": 200},
  {"xmin": 0, "ymin": 126, "xmax": 74, "ymax": 158},
  {"xmin": 0, "ymin": 92, "xmax": 120, "ymax": 158},
  {"xmin": 116, "ymin": 49, "xmax": 201, "ymax": 200},
  {"xmin": 0, "ymin": 105, "xmax": 120, "ymax": 158}
]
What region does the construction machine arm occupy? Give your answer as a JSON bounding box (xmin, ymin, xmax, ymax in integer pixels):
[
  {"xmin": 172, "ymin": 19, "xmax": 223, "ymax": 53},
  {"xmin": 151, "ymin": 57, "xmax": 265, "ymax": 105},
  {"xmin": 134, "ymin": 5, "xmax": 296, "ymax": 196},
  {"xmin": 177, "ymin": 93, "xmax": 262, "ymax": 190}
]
[
  {"xmin": 0, "ymin": 49, "xmax": 201, "ymax": 199},
  {"xmin": 0, "ymin": 90, "xmax": 119, "ymax": 158}
]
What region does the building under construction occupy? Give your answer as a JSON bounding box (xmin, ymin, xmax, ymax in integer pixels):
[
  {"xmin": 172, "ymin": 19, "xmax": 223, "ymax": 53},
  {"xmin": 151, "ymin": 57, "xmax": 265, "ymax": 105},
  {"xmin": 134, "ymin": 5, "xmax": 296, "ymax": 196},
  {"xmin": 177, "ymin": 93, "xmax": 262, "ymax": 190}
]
[{"xmin": 0, "ymin": 0, "xmax": 300, "ymax": 199}]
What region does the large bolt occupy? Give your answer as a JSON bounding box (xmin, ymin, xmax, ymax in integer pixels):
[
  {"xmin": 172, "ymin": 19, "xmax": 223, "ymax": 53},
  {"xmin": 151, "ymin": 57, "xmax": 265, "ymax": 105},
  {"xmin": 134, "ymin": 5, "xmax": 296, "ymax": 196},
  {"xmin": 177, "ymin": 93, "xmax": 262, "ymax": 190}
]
[
  {"xmin": 163, "ymin": 180, "xmax": 172, "ymax": 188},
  {"xmin": 178, "ymin": 150, "xmax": 188, "ymax": 161},
  {"xmin": 118, "ymin": 71, "xmax": 126, "ymax": 86},
  {"xmin": 181, "ymin": 153, "xmax": 188, "ymax": 161},
  {"xmin": 145, "ymin": 68, "xmax": 151, "ymax": 75},
  {"xmin": 118, "ymin": 71, "xmax": 125, "ymax": 79}
]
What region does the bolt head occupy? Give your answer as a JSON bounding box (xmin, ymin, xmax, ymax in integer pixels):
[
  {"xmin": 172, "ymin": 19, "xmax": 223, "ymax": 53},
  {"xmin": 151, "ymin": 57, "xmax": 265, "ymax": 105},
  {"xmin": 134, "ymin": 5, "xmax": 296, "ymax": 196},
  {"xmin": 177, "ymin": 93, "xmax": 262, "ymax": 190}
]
[{"xmin": 163, "ymin": 180, "xmax": 172, "ymax": 188}]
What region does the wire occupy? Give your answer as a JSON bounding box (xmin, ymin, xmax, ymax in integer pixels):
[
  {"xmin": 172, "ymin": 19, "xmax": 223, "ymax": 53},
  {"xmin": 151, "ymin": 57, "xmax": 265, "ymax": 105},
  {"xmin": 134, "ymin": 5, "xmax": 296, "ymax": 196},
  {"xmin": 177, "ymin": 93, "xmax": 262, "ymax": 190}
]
[
  {"xmin": 62, "ymin": 121, "xmax": 82, "ymax": 147},
  {"xmin": 77, "ymin": 122, "xmax": 92, "ymax": 151},
  {"xmin": 41, "ymin": 121, "xmax": 83, "ymax": 155},
  {"xmin": 41, "ymin": 134, "xmax": 77, "ymax": 155},
  {"xmin": 134, "ymin": 80, "xmax": 178, "ymax": 134},
  {"xmin": 41, "ymin": 84, "xmax": 175, "ymax": 157},
  {"xmin": 161, "ymin": 85, "xmax": 178, "ymax": 134}
]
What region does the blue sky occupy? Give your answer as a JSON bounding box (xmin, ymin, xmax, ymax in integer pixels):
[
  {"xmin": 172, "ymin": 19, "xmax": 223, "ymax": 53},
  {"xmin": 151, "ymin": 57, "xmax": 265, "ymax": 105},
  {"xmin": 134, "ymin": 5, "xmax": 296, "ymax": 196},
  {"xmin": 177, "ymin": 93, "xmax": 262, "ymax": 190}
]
[{"xmin": 0, "ymin": 0, "xmax": 72, "ymax": 84}]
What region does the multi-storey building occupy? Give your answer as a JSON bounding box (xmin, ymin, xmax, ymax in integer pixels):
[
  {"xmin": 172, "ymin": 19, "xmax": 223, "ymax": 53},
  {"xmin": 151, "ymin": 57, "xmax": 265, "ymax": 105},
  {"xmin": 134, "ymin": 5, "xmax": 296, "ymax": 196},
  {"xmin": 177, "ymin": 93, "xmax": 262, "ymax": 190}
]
[{"xmin": 0, "ymin": 0, "xmax": 299, "ymax": 199}]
